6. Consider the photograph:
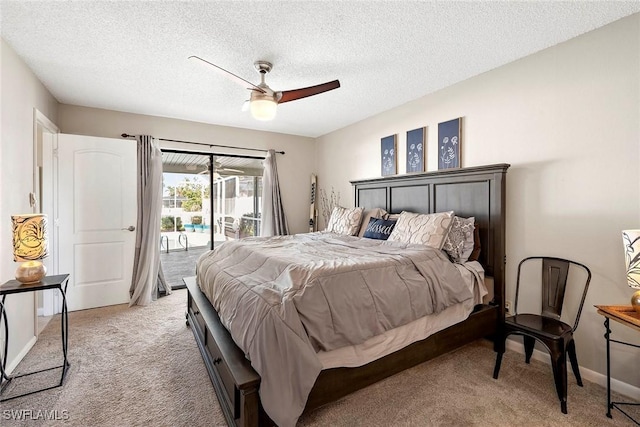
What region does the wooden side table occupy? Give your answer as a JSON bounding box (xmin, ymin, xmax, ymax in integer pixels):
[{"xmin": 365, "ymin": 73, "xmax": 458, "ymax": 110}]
[
  {"xmin": 0, "ymin": 274, "xmax": 71, "ymax": 401},
  {"xmin": 595, "ymin": 305, "xmax": 640, "ymax": 425}
]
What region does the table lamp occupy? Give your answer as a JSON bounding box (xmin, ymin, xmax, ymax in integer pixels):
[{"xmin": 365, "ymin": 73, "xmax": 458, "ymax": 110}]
[
  {"xmin": 622, "ymin": 230, "xmax": 640, "ymax": 314},
  {"xmin": 12, "ymin": 213, "xmax": 48, "ymax": 283}
]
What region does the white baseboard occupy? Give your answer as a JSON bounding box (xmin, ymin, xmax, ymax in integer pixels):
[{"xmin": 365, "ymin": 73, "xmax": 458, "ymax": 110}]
[
  {"xmin": 5, "ymin": 335, "xmax": 37, "ymax": 375},
  {"xmin": 37, "ymin": 307, "xmax": 44, "ymax": 317},
  {"xmin": 505, "ymin": 339, "xmax": 640, "ymax": 401}
]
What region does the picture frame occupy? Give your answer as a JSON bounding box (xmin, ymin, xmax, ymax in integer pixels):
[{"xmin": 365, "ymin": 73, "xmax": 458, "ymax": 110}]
[
  {"xmin": 406, "ymin": 127, "xmax": 426, "ymax": 173},
  {"xmin": 381, "ymin": 134, "xmax": 397, "ymax": 176},
  {"xmin": 438, "ymin": 118, "xmax": 462, "ymax": 170}
]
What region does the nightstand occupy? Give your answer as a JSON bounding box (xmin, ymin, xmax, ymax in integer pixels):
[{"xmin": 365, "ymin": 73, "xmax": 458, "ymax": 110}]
[{"xmin": 0, "ymin": 274, "xmax": 70, "ymax": 402}]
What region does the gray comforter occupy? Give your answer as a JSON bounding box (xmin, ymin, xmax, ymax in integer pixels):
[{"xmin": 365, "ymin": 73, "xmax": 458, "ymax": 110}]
[{"xmin": 196, "ymin": 232, "xmax": 473, "ymax": 427}]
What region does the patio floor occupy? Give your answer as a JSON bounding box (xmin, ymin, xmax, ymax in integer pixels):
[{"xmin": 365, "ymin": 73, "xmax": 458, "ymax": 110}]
[
  {"xmin": 159, "ymin": 231, "xmax": 229, "ymax": 290},
  {"xmin": 160, "ymin": 246, "xmax": 209, "ymax": 289}
]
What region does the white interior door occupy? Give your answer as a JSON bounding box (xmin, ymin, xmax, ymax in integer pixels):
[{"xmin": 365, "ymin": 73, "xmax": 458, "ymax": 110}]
[{"xmin": 57, "ymin": 134, "xmax": 136, "ymax": 311}]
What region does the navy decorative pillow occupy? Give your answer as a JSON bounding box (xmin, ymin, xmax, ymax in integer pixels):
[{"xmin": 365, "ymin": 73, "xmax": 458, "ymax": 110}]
[{"xmin": 363, "ymin": 218, "xmax": 397, "ymax": 240}]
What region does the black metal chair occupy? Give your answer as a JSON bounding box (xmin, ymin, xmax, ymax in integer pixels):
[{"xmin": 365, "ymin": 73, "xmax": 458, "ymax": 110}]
[{"xmin": 493, "ymin": 256, "xmax": 591, "ymax": 414}]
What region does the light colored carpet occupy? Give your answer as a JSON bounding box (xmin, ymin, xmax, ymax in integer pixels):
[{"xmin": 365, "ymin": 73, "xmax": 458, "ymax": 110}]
[{"xmin": 1, "ymin": 289, "xmax": 637, "ymax": 426}]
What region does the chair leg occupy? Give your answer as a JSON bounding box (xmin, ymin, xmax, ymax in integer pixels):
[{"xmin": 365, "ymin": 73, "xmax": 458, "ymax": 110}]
[
  {"xmin": 493, "ymin": 351, "xmax": 503, "ymax": 379},
  {"xmin": 493, "ymin": 331, "xmax": 506, "ymax": 379},
  {"xmin": 523, "ymin": 336, "xmax": 535, "ymax": 364},
  {"xmin": 550, "ymin": 347, "xmax": 568, "ymax": 414},
  {"xmin": 567, "ymin": 340, "xmax": 583, "ymax": 387}
]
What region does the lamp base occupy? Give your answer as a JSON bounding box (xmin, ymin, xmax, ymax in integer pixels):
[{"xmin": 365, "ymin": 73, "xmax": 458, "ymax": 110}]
[
  {"xmin": 15, "ymin": 261, "xmax": 46, "ymax": 284},
  {"xmin": 632, "ymin": 289, "xmax": 640, "ymax": 315}
]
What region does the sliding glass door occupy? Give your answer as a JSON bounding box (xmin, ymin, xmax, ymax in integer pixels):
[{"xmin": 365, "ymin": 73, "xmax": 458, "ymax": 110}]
[
  {"xmin": 161, "ymin": 152, "xmax": 211, "ymax": 251},
  {"xmin": 160, "ymin": 151, "xmax": 263, "ymax": 288}
]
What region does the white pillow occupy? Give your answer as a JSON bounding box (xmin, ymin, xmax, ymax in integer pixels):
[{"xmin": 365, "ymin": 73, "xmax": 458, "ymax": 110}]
[
  {"xmin": 357, "ymin": 208, "xmax": 388, "ymax": 237},
  {"xmin": 442, "ymin": 216, "xmax": 475, "ymax": 263},
  {"xmin": 387, "ymin": 210, "xmax": 455, "ymax": 249},
  {"xmin": 326, "ymin": 206, "xmax": 364, "ymax": 236}
]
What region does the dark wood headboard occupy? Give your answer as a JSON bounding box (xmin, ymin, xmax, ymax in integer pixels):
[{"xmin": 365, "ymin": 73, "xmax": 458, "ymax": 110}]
[{"xmin": 351, "ymin": 163, "xmax": 509, "ymax": 317}]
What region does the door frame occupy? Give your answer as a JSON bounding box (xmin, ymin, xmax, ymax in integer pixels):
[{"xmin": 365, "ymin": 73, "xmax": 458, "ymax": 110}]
[{"xmin": 33, "ymin": 109, "xmax": 60, "ymax": 336}]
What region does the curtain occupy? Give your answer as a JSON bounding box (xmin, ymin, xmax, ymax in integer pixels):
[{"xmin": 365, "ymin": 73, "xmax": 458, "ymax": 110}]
[
  {"xmin": 260, "ymin": 149, "xmax": 289, "ymax": 237},
  {"xmin": 130, "ymin": 135, "xmax": 170, "ymax": 306}
]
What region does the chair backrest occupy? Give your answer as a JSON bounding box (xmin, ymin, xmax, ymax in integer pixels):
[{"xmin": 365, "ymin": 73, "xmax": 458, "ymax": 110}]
[{"xmin": 514, "ymin": 256, "xmax": 592, "ymax": 332}]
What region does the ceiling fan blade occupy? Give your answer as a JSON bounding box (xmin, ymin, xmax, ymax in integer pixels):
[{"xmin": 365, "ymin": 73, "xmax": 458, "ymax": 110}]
[
  {"xmin": 222, "ymin": 167, "xmax": 244, "ymax": 174},
  {"xmin": 213, "ymin": 159, "xmax": 244, "ymax": 174},
  {"xmin": 189, "ymin": 55, "xmax": 265, "ymax": 93},
  {"xmin": 277, "ymin": 80, "xmax": 340, "ymax": 104}
]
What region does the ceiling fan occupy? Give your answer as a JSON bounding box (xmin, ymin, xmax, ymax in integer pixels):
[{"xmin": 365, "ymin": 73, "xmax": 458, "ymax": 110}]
[
  {"xmin": 213, "ymin": 160, "xmax": 243, "ymax": 174},
  {"xmin": 189, "ymin": 55, "xmax": 340, "ymax": 121},
  {"xmin": 197, "ymin": 160, "xmax": 243, "ymax": 176}
]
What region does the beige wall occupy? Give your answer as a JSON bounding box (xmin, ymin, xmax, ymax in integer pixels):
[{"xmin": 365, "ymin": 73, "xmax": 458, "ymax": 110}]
[
  {"xmin": 316, "ymin": 14, "xmax": 640, "ymax": 389},
  {"xmin": 0, "ymin": 39, "xmax": 59, "ymax": 368},
  {"xmin": 57, "ymin": 105, "xmax": 316, "ymax": 234}
]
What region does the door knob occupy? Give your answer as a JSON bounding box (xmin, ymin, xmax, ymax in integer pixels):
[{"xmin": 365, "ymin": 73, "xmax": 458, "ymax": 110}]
[{"xmin": 122, "ymin": 226, "xmax": 135, "ymax": 231}]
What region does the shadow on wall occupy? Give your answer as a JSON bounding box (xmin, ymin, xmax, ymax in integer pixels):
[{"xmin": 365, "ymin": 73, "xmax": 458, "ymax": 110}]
[{"xmin": 505, "ymin": 160, "xmax": 639, "ymax": 389}]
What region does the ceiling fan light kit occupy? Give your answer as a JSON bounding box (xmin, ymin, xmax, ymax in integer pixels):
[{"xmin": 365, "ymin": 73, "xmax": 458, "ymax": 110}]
[
  {"xmin": 189, "ymin": 55, "xmax": 340, "ymax": 122},
  {"xmin": 250, "ymin": 92, "xmax": 278, "ymax": 121}
]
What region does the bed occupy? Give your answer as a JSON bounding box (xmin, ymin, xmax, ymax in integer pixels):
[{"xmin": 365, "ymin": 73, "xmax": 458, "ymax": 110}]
[{"xmin": 185, "ymin": 163, "xmax": 509, "ymax": 427}]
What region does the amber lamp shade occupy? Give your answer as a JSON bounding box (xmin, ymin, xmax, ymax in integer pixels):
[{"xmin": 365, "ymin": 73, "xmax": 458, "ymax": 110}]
[
  {"xmin": 622, "ymin": 230, "xmax": 640, "ymax": 315},
  {"xmin": 12, "ymin": 214, "xmax": 48, "ymax": 284}
]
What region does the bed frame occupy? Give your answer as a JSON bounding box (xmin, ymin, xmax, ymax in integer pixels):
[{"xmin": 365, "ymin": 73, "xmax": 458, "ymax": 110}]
[{"xmin": 186, "ymin": 163, "xmax": 509, "ymax": 426}]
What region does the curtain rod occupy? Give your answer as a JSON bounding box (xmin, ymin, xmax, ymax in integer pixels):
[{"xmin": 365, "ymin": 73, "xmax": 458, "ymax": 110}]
[{"xmin": 120, "ymin": 133, "xmax": 285, "ymax": 155}]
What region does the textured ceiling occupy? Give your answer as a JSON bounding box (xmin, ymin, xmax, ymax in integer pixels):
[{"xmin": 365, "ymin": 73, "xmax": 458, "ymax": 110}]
[{"xmin": 1, "ymin": 1, "xmax": 639, "ymax": 138}]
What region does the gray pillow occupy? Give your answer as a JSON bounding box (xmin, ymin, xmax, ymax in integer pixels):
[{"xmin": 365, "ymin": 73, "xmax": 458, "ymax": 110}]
[
  {"xmin": 443, "ymin": 216, "xmax": 476, "ymax": 263},
  {"xmin": 357, "ymin": 208, "xmax": 388, "ymax": 237}
]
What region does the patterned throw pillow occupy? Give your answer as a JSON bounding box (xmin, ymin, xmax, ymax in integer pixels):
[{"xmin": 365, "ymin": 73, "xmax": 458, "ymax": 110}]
[
  {"xmin": 362, "ymin": 218, "xmax": 397, "ymax": 240},
  {"xmin": 387, "ymin": 211, "xmax": 455, "ymax": 249},
  {"xmin": 326, "ymin": 206, "xmax": 364, "ymax": 236},
  {"xmin": 357, "ymin": 208, "xmax": 388, "ymax": 237},
  {"xmin": 442, "ymin": 216, "xmax": 476, "ymax": 263}
]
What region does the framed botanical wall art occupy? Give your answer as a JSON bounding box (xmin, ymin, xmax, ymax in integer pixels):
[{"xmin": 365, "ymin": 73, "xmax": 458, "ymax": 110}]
[
  {"xmin": 438, "ymin": 118, "xmax": 462, "ymax": 170},
  {"xmin": 381, "ymin": 134, "xmax": 397, "ymax": 176},
  {"xmin": 406, "ymin": 127, "xmax": 426, "ymax": 173}
]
